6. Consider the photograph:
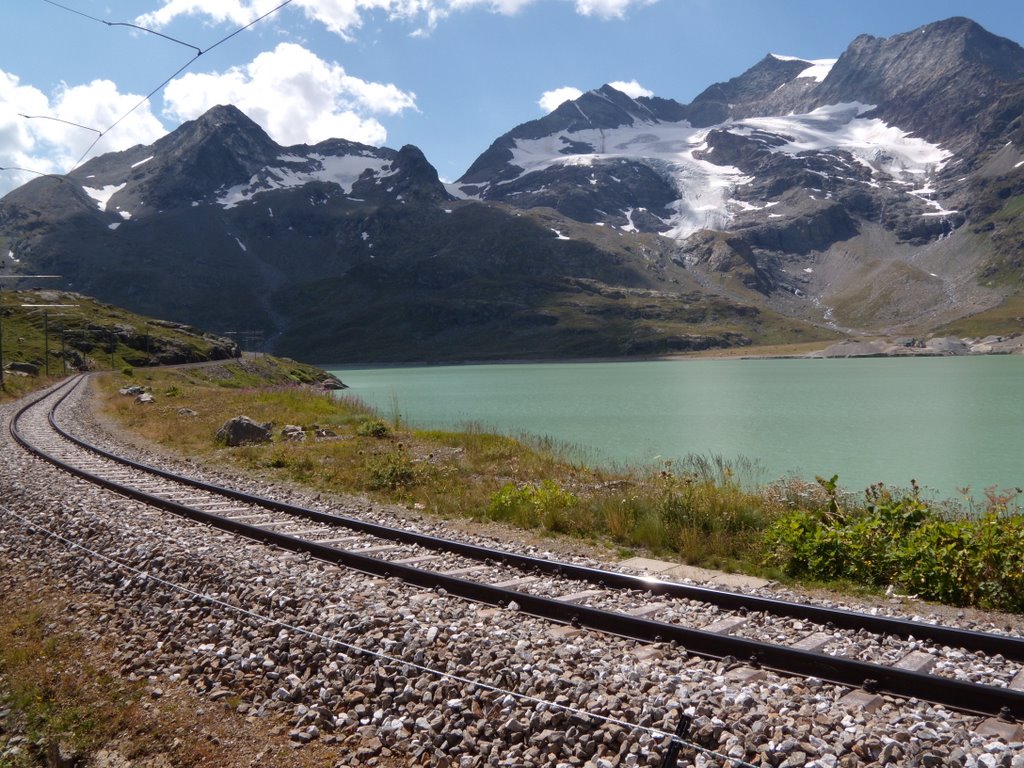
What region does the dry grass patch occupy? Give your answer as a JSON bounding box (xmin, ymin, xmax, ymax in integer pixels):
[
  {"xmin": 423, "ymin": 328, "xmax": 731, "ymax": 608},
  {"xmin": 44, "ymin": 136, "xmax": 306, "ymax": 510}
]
[{"xmin": 93, "ymin": 361, "xmax": 795, "ymax": 575}]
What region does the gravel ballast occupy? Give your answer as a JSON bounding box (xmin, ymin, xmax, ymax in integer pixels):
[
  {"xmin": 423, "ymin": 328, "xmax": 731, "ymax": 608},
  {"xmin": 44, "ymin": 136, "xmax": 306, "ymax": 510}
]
[{"xmin": 2, "ymin": 384, "xmax": 1024, "ymax": 767}]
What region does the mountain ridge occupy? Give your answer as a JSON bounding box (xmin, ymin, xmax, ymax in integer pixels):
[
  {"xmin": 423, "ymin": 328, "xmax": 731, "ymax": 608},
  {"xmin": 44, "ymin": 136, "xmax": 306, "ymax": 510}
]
[{"xmin": 2, "ymin": 16, "xmax": 1022, "ymax": 362}]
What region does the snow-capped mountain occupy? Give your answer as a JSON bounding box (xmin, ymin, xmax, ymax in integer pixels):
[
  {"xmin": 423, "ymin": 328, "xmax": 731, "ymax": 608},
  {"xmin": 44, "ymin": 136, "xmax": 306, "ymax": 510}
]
[
  {"xmin": 454, "ymin": 17, "xmax": 1024, "ymax": 332},
  {"xmin": 6, "ymin": 104, "xmax": 793, "ymax": 361},
  {"xmin": 457, "ymin": 16, "xmax": 1023, "ymax": 240},
  {"xmin": 2, "ymin": 17, "xmax": 1022, "ymax": 362},
  {"xmin": 459, "ymin": 94, "xmax": 952, "ymax": 239},
  {"xmin": 60, "ymin": 104, "xmax": 450, "ymax": 226}
]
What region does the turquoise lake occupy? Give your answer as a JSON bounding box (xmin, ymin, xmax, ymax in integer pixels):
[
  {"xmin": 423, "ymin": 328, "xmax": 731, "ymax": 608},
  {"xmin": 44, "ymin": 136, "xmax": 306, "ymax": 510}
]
[{"xmin": 327, "ymin": 357, "xmax": 1023, "ymax": 499}]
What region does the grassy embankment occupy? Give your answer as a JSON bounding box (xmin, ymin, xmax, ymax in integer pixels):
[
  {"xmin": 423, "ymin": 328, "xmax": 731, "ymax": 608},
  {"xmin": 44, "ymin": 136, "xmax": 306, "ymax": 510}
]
[
  {"xmin": 0, "ymin": 289, "xmax": 238, "ymax": 403},
  {"xmin": 95, "ymin": 357, "xmax": 1024, "ymax": 613}
]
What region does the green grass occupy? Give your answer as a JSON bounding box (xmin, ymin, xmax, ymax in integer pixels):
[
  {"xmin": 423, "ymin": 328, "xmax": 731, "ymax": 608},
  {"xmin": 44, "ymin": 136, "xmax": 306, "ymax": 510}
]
[
  {"xmin": 97, "ymin": 364, "xmax": 800, "ymax": 573},
  {"xmin": 936, "ymin": 294, "xmax": 1024, "ymax": 338},
  {"xmin": 94, "ymin": 360, "xmax": 1024, "ymax": 612},
  {"xmin": 0, "ymin": 289, "xmax": 237, "ymax": 402}
]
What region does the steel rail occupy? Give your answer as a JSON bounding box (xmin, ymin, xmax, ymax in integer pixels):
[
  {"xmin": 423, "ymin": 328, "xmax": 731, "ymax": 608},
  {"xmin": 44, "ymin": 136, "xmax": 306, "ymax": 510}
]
[
  {"xmin": 37, "ymin": 376, "xmax": 1024, "ymax": 663},
  {"xmin": 10, "ymin": 376, "xmax": 1024, "ymax": 719}
]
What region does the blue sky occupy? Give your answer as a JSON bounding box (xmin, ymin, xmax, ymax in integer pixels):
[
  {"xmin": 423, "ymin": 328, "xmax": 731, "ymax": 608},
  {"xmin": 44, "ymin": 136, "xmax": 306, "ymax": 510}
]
[{"xmin": 2, "ymin": 0, "xmax": 1022, "ymax": 195}]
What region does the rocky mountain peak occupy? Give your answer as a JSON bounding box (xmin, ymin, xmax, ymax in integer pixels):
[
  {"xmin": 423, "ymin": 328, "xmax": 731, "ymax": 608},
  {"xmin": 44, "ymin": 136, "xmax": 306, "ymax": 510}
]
[
  {"xmin": 808, "ymin": 17, "xmax": 1024, "ymax": 147},
  {"xmin": 152, "ymin": 103, "xmax": 280, "ymax": 175},
  {"xmin": 686, "ymin": 53, "xmax": 818, "ymax": 125}
]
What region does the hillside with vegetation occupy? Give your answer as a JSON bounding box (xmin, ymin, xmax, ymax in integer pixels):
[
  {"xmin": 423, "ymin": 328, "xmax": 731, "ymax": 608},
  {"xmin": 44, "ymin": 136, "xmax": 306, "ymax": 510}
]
[{"xmin": 0, "ymin": 290, "xmax": 237, "ymax": 399}]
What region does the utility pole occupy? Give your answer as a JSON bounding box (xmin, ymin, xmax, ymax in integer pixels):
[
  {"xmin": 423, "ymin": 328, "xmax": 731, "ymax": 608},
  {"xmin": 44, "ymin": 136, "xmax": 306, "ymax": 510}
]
[
  {"xmin": 20, "ymin": 304, "xmax": 78, "ymax": 378},
  {"xmin": 0, "ymin": 275, "xmax": 61, "ymax": 389}
]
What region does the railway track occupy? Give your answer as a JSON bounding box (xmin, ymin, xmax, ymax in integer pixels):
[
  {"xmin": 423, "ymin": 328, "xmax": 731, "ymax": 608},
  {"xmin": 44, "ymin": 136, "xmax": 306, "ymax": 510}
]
[{"xmin": 11, "ymin": 374, "xmax": 1024, "ymax": 724}]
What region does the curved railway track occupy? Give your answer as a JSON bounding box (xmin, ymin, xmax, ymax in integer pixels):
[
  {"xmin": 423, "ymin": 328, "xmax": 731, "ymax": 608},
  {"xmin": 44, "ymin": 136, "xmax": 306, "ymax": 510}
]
[{"xmin": 10, "ymin": 374, "xmax": 1024, "ymax": 722}]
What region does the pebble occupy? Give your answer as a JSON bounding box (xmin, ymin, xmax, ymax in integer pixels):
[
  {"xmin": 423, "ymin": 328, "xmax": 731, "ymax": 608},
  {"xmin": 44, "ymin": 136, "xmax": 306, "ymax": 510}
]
[{"xmin": 1, "ymin": 383, "xmax": 1020, "ymax": 767}]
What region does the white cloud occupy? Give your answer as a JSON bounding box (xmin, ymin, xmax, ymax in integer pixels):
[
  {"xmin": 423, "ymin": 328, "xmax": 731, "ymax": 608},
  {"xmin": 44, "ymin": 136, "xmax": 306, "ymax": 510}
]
[
  {"xmin": 447, "ymin": 0, "xmax": 537, "ymax": 14},
  {"xmin": 575, "ymin": 0, "xmax": 654, "ymax": 18},
  {"xmin": 162, "ymin": 42, "xmax": 417, "ymax": 147},
  {"xmin": 608, "ymin": 79, "xmax": 653, "ymax": 98},
  {"xmin": 136, "ymin": 0, "xmax": 287, "ymax": 30},
  {"xmin": 0, "ymin": 71, "xmax": 165, "ymax": 195},
  {"xmin": 539, "ymin": 86, "xmax": 583, "ymax": 113},
  {"xmin": 136, "ymin": 0, "xmax": 656, "ymax": 38}
]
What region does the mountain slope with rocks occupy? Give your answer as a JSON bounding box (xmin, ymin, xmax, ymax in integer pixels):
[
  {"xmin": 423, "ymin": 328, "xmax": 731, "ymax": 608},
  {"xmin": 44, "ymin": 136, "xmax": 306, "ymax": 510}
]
[
  {"xmin": 2, "ymin": 17, "xmax": 1023, "ymax": 362},
  {"xmin": 456, "ymin": 17, "xmax": 1024, "ymax": 339},
  {"xmin": 0, "ymin": 107, "xmax": 831, "ymax": 362}
]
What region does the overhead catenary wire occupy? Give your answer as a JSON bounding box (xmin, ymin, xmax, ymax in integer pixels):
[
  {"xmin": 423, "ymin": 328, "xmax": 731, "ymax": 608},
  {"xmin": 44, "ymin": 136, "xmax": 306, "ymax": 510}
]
[
  {"xmin": 39, "ymin": 0, "xmax": 203, "ymax": 54},
  {"xmin": 0, "ymin": 165, "xmax": 65, "ymax": 182},
  {"xmin": 0, "ymin": 495, "xmax": 759, "ymax": 768},
  {"xmin": 28, "ymin": 0, "xmax": 295, "ymax": 172},
  {"xmin": 18, "ymin": 114, "xmax": 102, "ymax": 134}
]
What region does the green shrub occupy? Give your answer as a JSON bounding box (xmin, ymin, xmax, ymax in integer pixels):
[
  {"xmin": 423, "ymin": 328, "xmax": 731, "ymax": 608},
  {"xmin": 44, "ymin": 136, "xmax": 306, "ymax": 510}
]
[
  {"xmin": 486, "ymin": 480, "xmax": 579, "ymax": 531},
  {"xmin": 366, "ymin": 448, "xmax": 416, "ymax": 490},
  {"xmin": 764, "ymin": 481, "xmax": 1024, "ymax": 611},
  {"xmin": 357, "ymin": 419, "xmax": 393, "ymax": 438}
]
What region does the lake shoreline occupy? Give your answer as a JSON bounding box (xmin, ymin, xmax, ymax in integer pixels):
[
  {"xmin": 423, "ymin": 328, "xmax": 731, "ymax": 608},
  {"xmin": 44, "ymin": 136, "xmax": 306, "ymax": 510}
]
[
  {"xmin": 328, "ymin": 355, "xmax": 1023, "ymax": 497},
  {"xmin": 323, "ymin": 333, "xmax": 1024, "ymax": 369}
]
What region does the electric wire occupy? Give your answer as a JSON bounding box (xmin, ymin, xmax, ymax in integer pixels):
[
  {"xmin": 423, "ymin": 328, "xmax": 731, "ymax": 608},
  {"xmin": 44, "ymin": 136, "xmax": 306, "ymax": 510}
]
[
  {"xmin": 39, "ymin": 0, "xmax": 203, "ymax": 53},
  {"xmin": 0, "ymin": 165, "xmax": 65, "ymax": 182},
  {"xmin": 28, "ymin": 0, "xmax": 294, "ymax": 172},
  {"xmin": 0, "ymin": 491, "xmax": 756, "ymax": 768},
  {"xmin": 18, "ymin": 114, "xmax": 102, "ymax": 134}
]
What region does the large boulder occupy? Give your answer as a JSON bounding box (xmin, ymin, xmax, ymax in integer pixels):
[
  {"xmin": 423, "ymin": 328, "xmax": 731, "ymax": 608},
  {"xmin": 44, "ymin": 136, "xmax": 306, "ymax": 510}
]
[
  {"xmin": 9, "ymin": 361, "xmax": 40, "ymax": 376},
  {"xmin": 319, "ymin": 374, "xmax": 348, "ymax": 391},
  {"xmin": 216, "ymin": 416, "xmax": 273, "ymax": 446}
]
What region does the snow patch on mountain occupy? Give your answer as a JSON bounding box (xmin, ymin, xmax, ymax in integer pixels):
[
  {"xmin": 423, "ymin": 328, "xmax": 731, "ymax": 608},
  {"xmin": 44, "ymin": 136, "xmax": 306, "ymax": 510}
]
[
  {"xmin": 495, "ymin": 122, "xmax": 752, "ymax": 237},
  {"xmin": 82, "ymin": 183, "xmax": 126, "ymax": 212},
  {"xmin": 218, "ymin": 153, "xmax": 397, "ymax": 209},
  {"xmin": 467, "ymin": 98, "xmax": 952, "ymax": 239},
  {"xmin": 769, "ymin": 53, "xmax": 837, "ymax": 82},
  {"xmin": 732, "ymin": 103, "xmax": 952, "ymax": 179}
]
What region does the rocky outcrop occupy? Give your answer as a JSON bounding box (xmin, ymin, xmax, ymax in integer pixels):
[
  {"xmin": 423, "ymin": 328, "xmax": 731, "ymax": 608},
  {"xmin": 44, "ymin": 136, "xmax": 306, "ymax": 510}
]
[
  {"xmin": 216, "ymin": 416, "xmax": 273, "ymax": 446},
  {"xmin": 806, "ymin": 18, "xmax": 1024, "ymax": 150},
  {"xmin": 281, "ymin": 424, "xmax": 306, "ymax": 442}
]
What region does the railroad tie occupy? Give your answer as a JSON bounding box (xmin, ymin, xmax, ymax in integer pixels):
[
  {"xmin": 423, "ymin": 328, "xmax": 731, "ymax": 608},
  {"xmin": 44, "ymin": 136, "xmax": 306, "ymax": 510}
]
[
  {"xmin": 392, "ymin": 555, "xmax": 441, "ymax": 566},
  {"xmin": 838, "ymin": 689, "xmax": 884, "ymax": 713},
  {"xmin": 1011, "ymin": 668, "xmax": 1024, "ymax": 691},
  {"xmin": 791, "ymin": 632, "xmax": 834, "ymax": 653},
  {"xmin": 630, "ymin": 645, "xmax": 663, "ymax": 663},
  {"xmin": 440, "ymin": 566, "xmax": 484, "ymax": 577},
  {"xmin": 556, "ymin": 589, "xmax": 606, "ymax": 604},
  {"xmin": 892, "ymin": 650, "xmax": 938, "ymax": 673},
  {"xmin": 492, "ymin": 576, "xmax": 539, "ymax": 589},
  {"xmin": 550, "ymin": 625, "xmax": 582, "ymax": 640},
  {"xmin": 316, "ymin": 535, "xmax": 362, "ymax": 545},
  {"xmin": 225, "ymin": 512, "xmax": 275, "ymax": 522},
  {"xmin": 625, "ymin": 604, "xmax": 665, "ymax": 618},
  {"xmin": 282, "ymin": 528, "xmax": 332, "ymax": 537},
  {"xmin": 974, "ymin": 717, "xmax": 1024, "ymax": 742},
  {"xmin": 703, "ymin": 615, "xmax": 748, "ymax": 635},
  {"xmin": 349, "ymin": 544, "xmax": 402, "ymax": 555}
]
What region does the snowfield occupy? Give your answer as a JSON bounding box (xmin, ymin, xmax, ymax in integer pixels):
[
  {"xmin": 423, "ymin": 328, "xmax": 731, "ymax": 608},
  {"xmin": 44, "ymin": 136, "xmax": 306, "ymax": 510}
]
[
  {"xmin": 469, "ymin": 97, "xmax": 953, "ymax": 239},
  {"xmin": 217, "ymin": 153, "xmax": 397, "ymax": 209}
]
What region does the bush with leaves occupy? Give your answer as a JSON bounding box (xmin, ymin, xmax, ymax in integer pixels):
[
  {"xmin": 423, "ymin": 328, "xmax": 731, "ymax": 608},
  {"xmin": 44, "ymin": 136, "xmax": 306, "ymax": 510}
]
[
  {"xmin": 486, "ymin": 480, "xmax": 580, "ymax": 532},
  {"xmin": 765, "ymin": 478, "xmax": 1024, "ymax": 611}
]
